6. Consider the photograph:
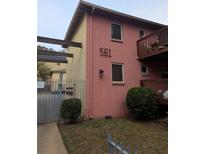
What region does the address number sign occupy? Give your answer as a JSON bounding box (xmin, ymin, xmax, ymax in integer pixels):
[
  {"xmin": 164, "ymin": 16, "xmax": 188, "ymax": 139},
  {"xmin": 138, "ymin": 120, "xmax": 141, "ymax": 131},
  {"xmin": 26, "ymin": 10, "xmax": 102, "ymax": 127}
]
[{"xmin": 99, "ymin": 48, "xmax": 111, "ymax": 57}]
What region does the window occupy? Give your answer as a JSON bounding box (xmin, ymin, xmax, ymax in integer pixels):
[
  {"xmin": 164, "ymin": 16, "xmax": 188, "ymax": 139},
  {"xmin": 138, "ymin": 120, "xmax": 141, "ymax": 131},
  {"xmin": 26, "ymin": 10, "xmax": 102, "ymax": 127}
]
[
  {"xmin": 59, "ymin": 72, "xmax": 63, "ymax": 82},
  {"xmin": 112, "ymin": 63, "xmax": 124, "ymax": 84},
  {"xmin": 141, "ymin": 64, "xmax": 148, "ymax": 75},
  {"xmin": 111, "ymin": 23, "xmax": 122, "ymax": 40},
  {"xmin": 160, "ymin": 67, "xmax": 168, "ymax": 79},
  {"xmin": 139, "ymin": 30, "xmax": 145, "ymax": 38}
]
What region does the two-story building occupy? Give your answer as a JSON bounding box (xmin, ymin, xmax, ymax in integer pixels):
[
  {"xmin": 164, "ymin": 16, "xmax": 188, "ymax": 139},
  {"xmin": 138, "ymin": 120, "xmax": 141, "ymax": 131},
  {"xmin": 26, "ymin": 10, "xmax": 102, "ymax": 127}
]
[{"xmin": 64, "ymin": 1, "xmax": 168, "ymax": 119}]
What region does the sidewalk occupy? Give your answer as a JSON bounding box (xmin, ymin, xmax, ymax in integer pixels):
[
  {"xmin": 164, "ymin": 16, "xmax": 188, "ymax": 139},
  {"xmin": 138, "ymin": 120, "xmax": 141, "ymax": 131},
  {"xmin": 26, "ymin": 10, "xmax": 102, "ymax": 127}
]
[{"xmin": 37, "ymin": 123, "xmax": 68, "ymax": 154}]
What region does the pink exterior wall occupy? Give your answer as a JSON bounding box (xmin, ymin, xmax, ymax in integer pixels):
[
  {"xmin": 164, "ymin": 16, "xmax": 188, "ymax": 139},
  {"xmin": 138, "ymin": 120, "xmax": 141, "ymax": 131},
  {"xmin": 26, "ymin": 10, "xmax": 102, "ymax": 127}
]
[{"xmin": 86, "ymin": 14, "xmax": 162, "ymax": 119}]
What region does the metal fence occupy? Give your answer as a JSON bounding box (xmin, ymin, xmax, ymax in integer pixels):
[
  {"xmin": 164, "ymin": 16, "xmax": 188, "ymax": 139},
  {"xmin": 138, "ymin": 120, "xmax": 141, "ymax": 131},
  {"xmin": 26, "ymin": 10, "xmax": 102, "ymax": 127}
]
[
  {"xmin": 106, "ymin": 131, "xmax": 138, "ymax": 154},
  {"xmin": 140, "ymin": 79, "xmax": 168, "ymax": 92},
  {"xmin": 37, "ymin": 80, "xmax": 86, "ymax": 123}
]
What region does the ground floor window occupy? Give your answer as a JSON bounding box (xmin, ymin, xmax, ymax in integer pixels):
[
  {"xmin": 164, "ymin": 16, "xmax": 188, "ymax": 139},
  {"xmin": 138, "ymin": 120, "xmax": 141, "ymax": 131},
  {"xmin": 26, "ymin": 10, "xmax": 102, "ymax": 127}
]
[
  {"xmin": 112, "ymin": 63, "xmax": 124, "ymax": 84},
  {"xmin": 141, "ymin": 64, "xmax": 148, "ymax": 75}
]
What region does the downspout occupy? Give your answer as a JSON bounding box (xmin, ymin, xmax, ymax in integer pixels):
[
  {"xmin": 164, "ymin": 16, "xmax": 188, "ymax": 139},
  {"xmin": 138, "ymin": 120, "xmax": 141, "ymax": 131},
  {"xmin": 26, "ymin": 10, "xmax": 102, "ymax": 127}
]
[
  {"xmin": 89, "ymin": 7, "xmax": 96, "ymax": 119},
  {"xmin": 89, "ymin": 13, "xmax": 94, "ymax": 119},
  {"xmin": 86, "ymin": 12, "xmax": 94, "ymax": 119}
]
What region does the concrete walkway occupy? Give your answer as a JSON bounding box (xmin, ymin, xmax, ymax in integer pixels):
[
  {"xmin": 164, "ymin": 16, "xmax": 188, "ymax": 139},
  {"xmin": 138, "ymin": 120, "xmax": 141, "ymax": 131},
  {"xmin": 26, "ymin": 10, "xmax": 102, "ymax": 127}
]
[{"xmin": 38, "ymin": 123, "xmax": 68, "ymax": 154}]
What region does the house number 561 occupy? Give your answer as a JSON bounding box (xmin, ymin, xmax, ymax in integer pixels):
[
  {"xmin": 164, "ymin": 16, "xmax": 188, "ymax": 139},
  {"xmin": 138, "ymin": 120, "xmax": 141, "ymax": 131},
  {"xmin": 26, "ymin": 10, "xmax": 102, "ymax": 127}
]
[{"xmin": 99, "ymin": 48, "xmax": 111, "ymax": 57}]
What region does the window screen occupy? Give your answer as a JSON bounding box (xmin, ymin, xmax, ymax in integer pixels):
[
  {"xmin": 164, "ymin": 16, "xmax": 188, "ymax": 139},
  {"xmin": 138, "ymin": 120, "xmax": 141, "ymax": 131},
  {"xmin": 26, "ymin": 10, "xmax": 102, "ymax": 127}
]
[
  {"xmin": 112, "ymin": 64, "xmax": 123, "ymax": 82},
  {"xmin": 141, "ymin": 66, "xmax": 147, "ymax": 74},
  {"xmin": 139, "ymin": 30, "xmax": 145, "ymax": 38},
  {"xmin": 111, "ymin": 23, "xmax": 122, "ymax": 40}
]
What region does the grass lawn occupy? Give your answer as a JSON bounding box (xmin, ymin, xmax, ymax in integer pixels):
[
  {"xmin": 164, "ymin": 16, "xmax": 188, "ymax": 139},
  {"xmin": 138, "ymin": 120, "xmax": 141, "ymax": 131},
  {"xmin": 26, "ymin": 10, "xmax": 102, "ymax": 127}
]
[{"xmin": 58, "ymin": 118, "xmax": 167, "ymax": 154}]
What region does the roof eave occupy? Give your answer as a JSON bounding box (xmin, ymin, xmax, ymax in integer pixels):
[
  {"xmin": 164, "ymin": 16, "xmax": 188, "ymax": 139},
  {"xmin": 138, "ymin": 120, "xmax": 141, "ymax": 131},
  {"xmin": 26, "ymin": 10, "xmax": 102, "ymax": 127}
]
[
  {"xmin": 64, "ymin": 2, "xmax": 84, "ymax": 42},
  {"xmin": 64, "ymin": 0, "xmax": 166, "ymax": 42}
]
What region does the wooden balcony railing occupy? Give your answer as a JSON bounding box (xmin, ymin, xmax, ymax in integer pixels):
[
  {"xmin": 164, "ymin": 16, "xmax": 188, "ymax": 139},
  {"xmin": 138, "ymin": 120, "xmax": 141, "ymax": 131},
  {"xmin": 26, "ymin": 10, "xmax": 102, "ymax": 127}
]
[
  {"xmin": 137, "ymin": 26, "xmax": 168, "ymax": 59},
  {"xmin": 140, "ymin": 79, "xmax": 168, "ymax": 92}
]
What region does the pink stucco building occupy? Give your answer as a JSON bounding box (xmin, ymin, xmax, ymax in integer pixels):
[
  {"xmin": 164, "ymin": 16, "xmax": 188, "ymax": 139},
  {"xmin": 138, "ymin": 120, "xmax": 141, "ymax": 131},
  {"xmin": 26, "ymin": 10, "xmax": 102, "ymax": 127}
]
[{"xmin": 64, "ymin": 1, "xmax": 168, "ymax": 119}]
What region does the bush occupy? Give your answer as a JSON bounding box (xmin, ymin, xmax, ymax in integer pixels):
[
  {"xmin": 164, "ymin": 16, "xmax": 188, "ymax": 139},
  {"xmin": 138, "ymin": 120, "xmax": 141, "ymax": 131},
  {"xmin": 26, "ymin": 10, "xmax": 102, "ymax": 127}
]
[
  {"xmin": 126, "ymin": 87, "xmax": 159, "ymax": 119},
  {"xmin": 60, "ymin": 98, "xmax": 82, "ymax": 123}
]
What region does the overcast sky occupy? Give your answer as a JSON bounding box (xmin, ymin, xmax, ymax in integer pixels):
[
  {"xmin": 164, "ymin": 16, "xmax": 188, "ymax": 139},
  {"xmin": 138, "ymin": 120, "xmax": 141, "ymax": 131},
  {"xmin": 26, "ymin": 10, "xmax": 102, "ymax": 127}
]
[{"xmin": 38, "ymin": 0, "xmax": 167, "ymax": 50}]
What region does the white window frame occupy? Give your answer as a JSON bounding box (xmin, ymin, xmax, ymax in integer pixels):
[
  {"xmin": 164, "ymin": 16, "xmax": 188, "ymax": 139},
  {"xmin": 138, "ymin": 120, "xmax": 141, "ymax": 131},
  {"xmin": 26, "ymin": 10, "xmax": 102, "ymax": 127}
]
[
  {"xmin": 141, "ymin": 64, "xmax": 149, "ymax": 75},
  {"xmin": 139, "ymin": 30, "xmax": 145, "ymax": 38},
  {"xmin": 111, "ymin": 62, "xmax": 125, "ymax": 84},
  {"xmin": 111, "ymin": 22, "xmax": 123, "ymax": 42}
]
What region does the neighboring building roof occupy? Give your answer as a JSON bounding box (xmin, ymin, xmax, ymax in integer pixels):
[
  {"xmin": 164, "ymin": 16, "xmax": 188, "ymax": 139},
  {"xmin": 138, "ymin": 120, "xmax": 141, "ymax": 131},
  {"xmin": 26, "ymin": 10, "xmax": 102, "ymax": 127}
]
[
  {"xmin": 37, "ymin": 47, "xmax": 69, "ymax": 63},
  {"xmin": 37, "ymin": 55, "xmax": 68, "ymax": 63},
  {"xmin": 64, "ymin": 0, "xmax": 166, "ymax": 41},
  {"xmin": 51, "ymin": 69, "xmax": 66, "ymax": 73}
]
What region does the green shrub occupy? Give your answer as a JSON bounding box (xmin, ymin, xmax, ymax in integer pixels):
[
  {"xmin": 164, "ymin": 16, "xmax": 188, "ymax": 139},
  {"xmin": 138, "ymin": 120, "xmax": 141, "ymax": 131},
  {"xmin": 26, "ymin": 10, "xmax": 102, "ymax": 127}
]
[
  {"xmin": 126, "ymin": 87, "xmax": 159, "ymax": 119},
  {"xmin": 60, "ymin": 98, "xmax": 82, "ymax": 123}
]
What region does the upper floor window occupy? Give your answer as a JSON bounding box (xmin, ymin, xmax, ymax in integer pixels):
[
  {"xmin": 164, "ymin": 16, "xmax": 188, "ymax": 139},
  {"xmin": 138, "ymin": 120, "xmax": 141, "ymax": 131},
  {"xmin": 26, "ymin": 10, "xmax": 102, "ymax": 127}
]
[
  {"xmin": 112, "ymin": 63, "xmax": 124, "ymax": 84},
  {"xmin": 111, "ymin": 23, "xmax": 122, "ymax": 41},
  {"xmin": 139, "ymin": 30, "xmax": 145, "ymax": 38}
]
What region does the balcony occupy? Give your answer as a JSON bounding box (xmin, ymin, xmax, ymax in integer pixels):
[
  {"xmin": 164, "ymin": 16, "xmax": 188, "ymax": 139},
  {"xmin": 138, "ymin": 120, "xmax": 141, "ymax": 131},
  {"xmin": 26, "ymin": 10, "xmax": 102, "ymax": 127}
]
[
  {"xmin": 137, "ymin": 26, "xmax": 168, "ymax": 60},
  {"xmin": 140, "ymin": 79, "xmax": 168, "ymax": 92}
]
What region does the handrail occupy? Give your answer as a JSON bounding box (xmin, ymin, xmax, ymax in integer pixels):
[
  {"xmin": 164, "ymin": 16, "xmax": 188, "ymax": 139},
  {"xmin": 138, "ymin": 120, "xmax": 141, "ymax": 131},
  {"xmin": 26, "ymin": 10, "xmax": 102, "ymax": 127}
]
[
  {"xmin": 137, "ymin": 26, "xmax": 168, "ymax": 59},
  {"xmin": 137, "ymin": 26, "xmax": 168, "ymax": 43}
]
